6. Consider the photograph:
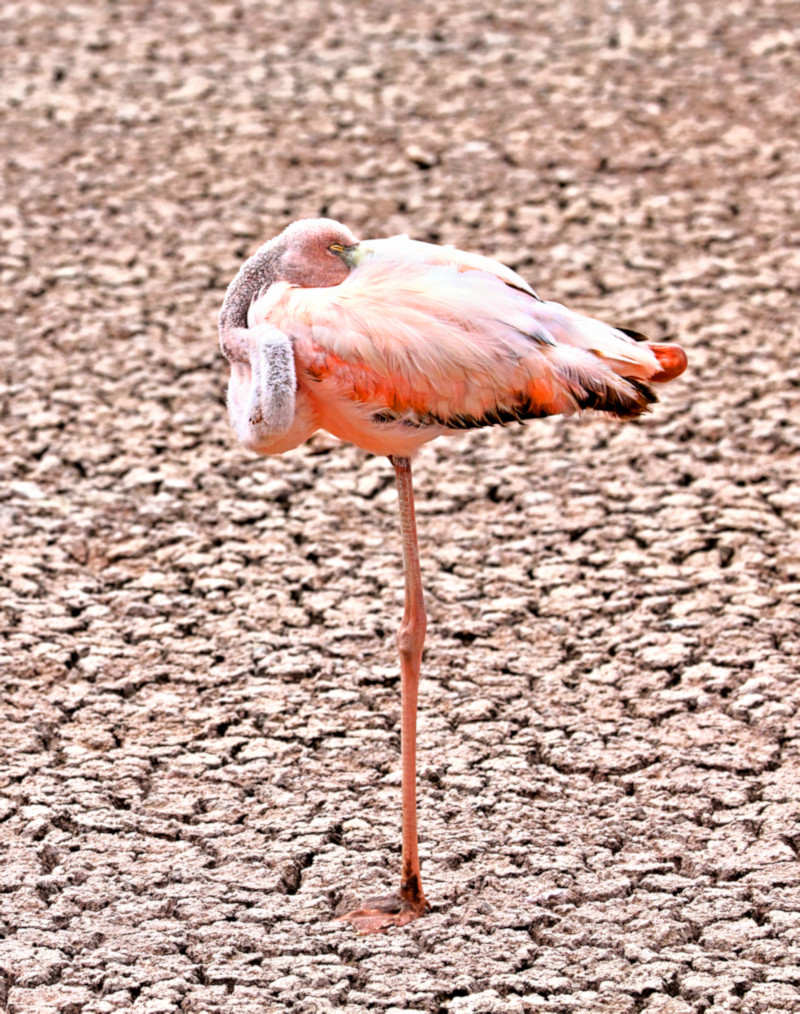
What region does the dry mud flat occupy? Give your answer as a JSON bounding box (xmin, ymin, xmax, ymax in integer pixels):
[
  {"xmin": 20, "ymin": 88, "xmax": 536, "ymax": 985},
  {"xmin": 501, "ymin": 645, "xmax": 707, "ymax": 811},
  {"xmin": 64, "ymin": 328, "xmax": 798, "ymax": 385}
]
[{"xmin": 1, "ymin": 0, "xmax": 800, "ymax": 1012}]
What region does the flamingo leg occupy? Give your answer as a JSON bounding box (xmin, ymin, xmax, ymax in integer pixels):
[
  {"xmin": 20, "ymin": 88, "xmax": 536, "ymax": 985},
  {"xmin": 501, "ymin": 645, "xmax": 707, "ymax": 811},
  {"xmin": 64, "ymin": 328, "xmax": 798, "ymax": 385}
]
[
  {"xmin": 336, "ymin": 455, "xmax": 430, "ymax": 933},
  {"xmin": 394, "ymin": 454, "xmax": 428, "ymax": 911}
]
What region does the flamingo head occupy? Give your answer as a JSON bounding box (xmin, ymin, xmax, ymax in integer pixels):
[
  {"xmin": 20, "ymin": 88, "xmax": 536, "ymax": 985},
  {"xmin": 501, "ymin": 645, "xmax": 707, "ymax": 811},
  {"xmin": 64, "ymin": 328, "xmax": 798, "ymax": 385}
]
[
  {"xmin": 219, "ymin": 218, "xmax": 360, "ymax": 335},
  {"xmin": 275, "ymin": 218, "xmax": 361, "ymax": 286}
]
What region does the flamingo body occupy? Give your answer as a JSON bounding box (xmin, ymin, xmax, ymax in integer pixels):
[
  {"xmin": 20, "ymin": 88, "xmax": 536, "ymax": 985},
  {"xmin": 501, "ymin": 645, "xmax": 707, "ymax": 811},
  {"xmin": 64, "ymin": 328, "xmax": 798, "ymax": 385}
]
[{"xmin": 223, "ymin": 223, "xmax": 686, "ymax": 459}]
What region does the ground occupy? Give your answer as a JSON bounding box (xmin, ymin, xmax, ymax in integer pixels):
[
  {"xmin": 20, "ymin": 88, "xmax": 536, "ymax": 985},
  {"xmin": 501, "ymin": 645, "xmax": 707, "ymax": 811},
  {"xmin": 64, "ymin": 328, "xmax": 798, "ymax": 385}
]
[{"xmin": 1, "ymin": 0, "xmax": 800, "ymax": 1012}]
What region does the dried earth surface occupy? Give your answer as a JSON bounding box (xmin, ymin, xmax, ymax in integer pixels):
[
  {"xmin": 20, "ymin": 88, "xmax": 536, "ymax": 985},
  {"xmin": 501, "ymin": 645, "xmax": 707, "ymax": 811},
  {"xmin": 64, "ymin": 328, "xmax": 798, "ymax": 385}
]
[{"xmin": 2, "ymin": 1, "xmax": 800, "ymax": 1012}]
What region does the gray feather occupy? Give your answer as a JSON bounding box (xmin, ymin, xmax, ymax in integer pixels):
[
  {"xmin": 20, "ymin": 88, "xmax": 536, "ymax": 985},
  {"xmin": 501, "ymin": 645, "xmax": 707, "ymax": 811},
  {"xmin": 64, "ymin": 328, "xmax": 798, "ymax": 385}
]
[{"xmin": 228, "ymin": 325, "xmax": 296, "ymax": 444}]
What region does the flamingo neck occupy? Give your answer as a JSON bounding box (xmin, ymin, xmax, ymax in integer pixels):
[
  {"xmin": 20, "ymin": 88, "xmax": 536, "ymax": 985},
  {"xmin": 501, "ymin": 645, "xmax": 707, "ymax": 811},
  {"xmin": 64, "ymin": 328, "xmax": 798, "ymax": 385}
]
[{"xmin": 219, "ymin": 238, "xmax": 282, "ymax": 336}]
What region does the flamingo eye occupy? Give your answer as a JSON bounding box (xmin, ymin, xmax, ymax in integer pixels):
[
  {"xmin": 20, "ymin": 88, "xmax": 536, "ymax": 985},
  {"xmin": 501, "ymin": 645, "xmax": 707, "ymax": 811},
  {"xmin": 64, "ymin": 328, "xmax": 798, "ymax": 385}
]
[{"xmin": 328, "ymin": 243, "xmax": 345, "ymax": 254}]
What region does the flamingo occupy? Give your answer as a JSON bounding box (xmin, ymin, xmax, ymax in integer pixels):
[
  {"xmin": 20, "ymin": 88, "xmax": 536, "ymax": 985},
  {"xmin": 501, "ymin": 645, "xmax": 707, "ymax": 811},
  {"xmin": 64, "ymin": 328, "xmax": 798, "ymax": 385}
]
[{"xmin": 218, "ymin": 218, "xmax": 687, "ymax": 933}]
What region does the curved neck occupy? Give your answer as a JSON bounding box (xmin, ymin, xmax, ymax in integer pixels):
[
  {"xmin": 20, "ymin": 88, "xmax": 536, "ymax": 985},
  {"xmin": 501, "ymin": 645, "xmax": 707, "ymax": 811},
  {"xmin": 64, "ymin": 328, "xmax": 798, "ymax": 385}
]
[{"xmin": 219, "ymin": 240, "xmax": 281, "ymax": 336}]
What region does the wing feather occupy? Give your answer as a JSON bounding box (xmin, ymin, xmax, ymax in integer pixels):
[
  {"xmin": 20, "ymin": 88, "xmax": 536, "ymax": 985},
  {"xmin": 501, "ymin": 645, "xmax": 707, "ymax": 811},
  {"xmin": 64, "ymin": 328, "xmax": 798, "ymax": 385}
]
[{"xmin": 360, "ymin": 235, "xmax": 541, "ymax": 299}]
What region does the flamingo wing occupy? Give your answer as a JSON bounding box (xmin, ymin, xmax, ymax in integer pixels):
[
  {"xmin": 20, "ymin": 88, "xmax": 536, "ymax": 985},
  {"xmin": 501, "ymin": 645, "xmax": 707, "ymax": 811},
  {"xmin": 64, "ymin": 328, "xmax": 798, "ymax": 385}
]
[
  {"xmin": 360, "ymin": 235, "xmax": 541, "ymax": 300},
  {"xmin": 248, "ymin": 236, "xmax": 680, "ymax": 434}
]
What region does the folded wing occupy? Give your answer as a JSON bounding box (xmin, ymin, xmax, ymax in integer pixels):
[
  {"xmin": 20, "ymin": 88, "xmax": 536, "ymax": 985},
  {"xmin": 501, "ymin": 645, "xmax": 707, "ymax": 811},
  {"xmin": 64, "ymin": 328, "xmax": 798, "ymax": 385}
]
[{"xmin": 248, "ymin": 235, "xmax": 685, "ymax": 431}]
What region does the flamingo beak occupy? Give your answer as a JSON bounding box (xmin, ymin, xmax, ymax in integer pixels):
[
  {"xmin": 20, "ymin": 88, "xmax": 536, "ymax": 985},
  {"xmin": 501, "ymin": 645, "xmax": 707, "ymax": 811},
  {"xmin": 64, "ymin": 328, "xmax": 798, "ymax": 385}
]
[{"xmin": 340, "ymin": 244, "xmax": 363, "ymax": 269}]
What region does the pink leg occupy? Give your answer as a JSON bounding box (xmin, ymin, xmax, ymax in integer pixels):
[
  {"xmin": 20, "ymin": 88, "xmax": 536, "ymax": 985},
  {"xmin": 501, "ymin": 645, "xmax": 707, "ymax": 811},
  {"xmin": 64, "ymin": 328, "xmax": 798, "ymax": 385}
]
[{"xmin": 336, "ymin": 455, "xmax": 430, "ymax": 933}]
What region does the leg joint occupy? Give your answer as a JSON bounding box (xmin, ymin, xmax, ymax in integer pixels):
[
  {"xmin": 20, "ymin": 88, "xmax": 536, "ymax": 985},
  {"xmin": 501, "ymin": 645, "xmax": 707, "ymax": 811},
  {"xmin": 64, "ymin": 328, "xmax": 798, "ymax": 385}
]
[{"xmin": 397, "ymin": 613, "xmax": 427, "ymax": 658}]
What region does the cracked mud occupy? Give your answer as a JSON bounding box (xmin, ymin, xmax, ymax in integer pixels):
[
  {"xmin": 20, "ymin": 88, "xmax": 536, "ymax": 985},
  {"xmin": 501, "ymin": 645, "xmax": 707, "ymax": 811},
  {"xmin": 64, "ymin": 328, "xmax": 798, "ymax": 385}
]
[{"xmin": 1, "ymin": 1, "xmax": 799, "ymax": 1012}]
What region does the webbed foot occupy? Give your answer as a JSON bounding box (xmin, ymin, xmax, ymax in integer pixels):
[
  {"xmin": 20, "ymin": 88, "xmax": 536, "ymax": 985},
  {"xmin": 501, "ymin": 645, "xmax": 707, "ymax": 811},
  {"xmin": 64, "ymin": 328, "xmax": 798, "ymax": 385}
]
[{"xmin": 336, "ymin": 891, "xmax": 429, "ymax": 934}]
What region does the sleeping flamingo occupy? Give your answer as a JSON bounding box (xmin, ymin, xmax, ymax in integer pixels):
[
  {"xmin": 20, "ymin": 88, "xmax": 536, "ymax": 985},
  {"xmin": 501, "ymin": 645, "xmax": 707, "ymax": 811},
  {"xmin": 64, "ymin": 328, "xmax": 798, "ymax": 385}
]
[{"xmin": 218, "ymin": 218, "xmax": 687, "ymax": 933}]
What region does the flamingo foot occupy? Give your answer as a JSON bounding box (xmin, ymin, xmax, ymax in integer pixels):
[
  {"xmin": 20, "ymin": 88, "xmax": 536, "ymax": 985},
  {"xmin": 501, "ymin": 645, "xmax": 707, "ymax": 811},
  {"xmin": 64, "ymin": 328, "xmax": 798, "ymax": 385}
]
[{"xmin": 335, "ymin": 891, "xmax": 430, "ymax": 934}]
